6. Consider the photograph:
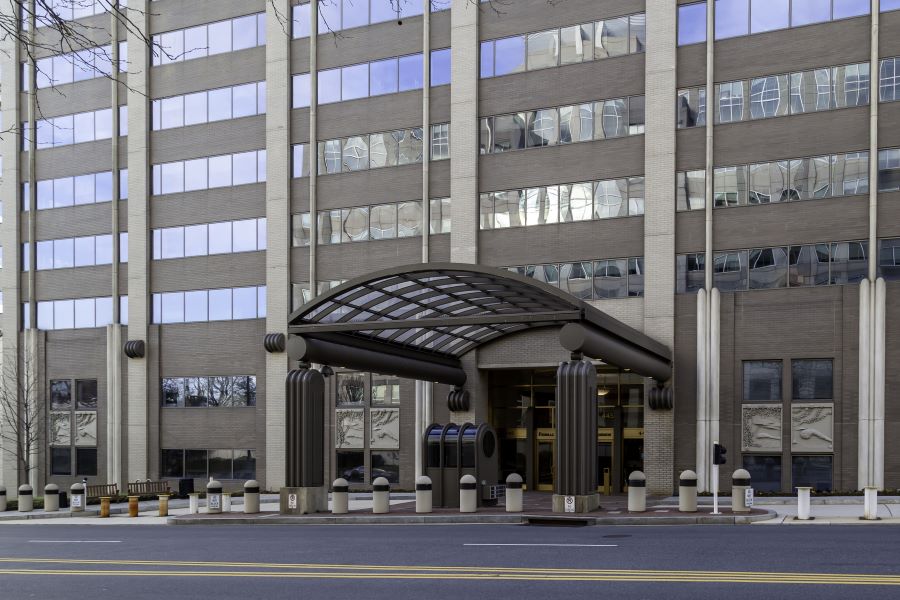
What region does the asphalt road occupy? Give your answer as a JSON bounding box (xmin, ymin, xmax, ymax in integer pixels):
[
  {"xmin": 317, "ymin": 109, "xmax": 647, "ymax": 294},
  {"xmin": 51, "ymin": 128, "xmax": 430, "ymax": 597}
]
[{"xmin": 1, "ymin": 523, "xmax": 899, "ymax": 599}]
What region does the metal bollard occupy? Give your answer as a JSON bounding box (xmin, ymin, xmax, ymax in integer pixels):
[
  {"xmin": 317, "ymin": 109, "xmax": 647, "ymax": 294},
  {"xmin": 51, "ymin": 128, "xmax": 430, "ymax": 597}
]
[
  {"xmin": 128, "ymin": 495, "xmax": 139, "ymax": 517},
  {"xmin": 0, "ymin": 485, "xmax": 6, "ymax": 512},
  {"xmin": 206, "ymin": 479, "xmax": 222, "ymax": 514},
  {"xmin": 223, "ymin": 493, "xmax": 232, "ymax": 513},
  {"xmin": 415, "ymin": 476, "xmax": 432, "ymax": 514},
  {"xmin": 158, "ymin": 494, "xmax": 169, "ymax": 517},
  {"xmin": 459, "ymin": 474, "xmax": 477, "ymax": 513},
  {"xmin": 505, "ymin": 473, "xmax": 523, "ymax": 513},
  {"xmin": 679, "ymin": 470, "xmax": 698, "ymax": 513},
  {"xmin": 864, "ymin": 486, "xmax": 879, "ymax": 520},
  {"xmin": 731, "ymin": 469, "xmax": 751, "ymax": 513},
  {"xmin": 99, "ymin": 496, "xmax": 111, "ymax": 518},
  {"xmin": 69, "ymin": 483, "xmax": 85, "ymax": 513},
  {"xmin": 627, "ymin": 471, "xmax": 646, "ymax": 512},
  {"xmin": 372, "ymin": 477, "xmax": 390, "ymax": 514},
  {"xmin": 17, "ymin": 485, "xmax": 33, "ymax": 513},
  {"xmin": 796, "ymin": 487, "xmax": 812, "ymax": 520},
  {"xmin": 332, "ymin": 478, "xmax": 349, "ymax": 514},
  {"xmin": 188, "ymin": 493, "xmax": 200, "ymax": 514},
  {"xmin": 43, "ymin": 484, "xmax": 60, "ymax": 512},
  {"xmin": 243, "ymin": 480, "xmax": 260, "ymax": 514}
]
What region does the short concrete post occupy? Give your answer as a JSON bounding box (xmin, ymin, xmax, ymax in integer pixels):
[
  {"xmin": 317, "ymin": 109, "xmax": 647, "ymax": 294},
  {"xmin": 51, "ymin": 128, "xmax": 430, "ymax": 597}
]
[
  {"xmin": 17, "ymin": 485, "xmax": 33, "ymax": 513},
  {"xmin": 43, "ymin": 484, "xmax": 59, "ymax": 512},
  {"xmin": 158, "ymin": 494, "xmax": 169, "ymax": 517},
  {"xmin": 332, "ymin": 478, "xmax": 349, "ymax": 514},
  {"xmin": 99, "ymin": 497, "xmax": 111, "ymax": 518},
  {"xmin": 188, "ymin": 493, "xmax": 200, "ymax": 515},
  {"xmin": 223, "ymin": 492, "xmax": 232, "ymax": 513},
  {"xmin": 206, "ymin": 479, "xmax": 222, "ymax": 514},
  {"xmin": 864, "ymin": 486, "xmax": 879, "ymax": 520},
  {"xmin": 415, "ymin": 476, "xmax": 432, "ymax": 514},
  {"xmin": 505, "ymin": 473, "xmax": 523, "ymax": 513},
  {"xmin": 243, "ymin": 480, "xmax": 260, "ymax": 514},
  {"xmin": 69, "ymin": 483, "xmax": 85, "ymax": 513},
  {"xmin": 796, "ymin": 487, "xmax": 812, "ymax": 520},
  {"xmin": 679, "ymin": 470, "xmax": 697, "ymax": 513},
  {"xmin": 0, "ymin": 485, "xmax": 6, "ymax": 512},
  {"xmin": 460, "ymin": 474, "xmax": 477, "ymax": 513},
  {"xmin": 128, "ymin": 495, "xmax": 139, "ymax": 517},
  {"xmin": 627, "ymin": 471, "xmax": 646, "ymax": 513},
  {"xmin": 731, "ymin": 469, "xmax": 751, "ymax": 513},
  {"xmin": 372, "ymin": 477, "xmax": 390, "ymax": 514}
]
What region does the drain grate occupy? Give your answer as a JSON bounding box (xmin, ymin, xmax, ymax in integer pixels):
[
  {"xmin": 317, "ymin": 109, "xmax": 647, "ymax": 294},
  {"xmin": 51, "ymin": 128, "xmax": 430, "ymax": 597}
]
[
  {"xmin": 524, "ymin": 516, "xmax": 591, "ymax": 527},
  {"xmin": 601, "ymin": 534, "xmax": 632, "ymax": 539}
]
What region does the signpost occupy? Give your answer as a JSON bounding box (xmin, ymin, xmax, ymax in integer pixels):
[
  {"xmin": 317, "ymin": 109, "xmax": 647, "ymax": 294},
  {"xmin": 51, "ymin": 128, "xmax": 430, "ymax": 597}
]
[{"xmin": 712, "ymin": 442, "xmax": 727, "ymax": 515}]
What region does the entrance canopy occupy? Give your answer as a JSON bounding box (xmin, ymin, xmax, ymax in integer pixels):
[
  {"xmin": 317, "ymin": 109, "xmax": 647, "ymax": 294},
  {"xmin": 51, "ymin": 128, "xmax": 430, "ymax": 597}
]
[{"xmin": 285, "ymin": 264, "xmax": 671, "ymax": 385}]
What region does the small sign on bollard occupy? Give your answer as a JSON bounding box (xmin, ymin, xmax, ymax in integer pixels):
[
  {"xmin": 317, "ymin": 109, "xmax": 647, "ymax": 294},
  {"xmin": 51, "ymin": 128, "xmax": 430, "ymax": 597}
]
[
  {"xmin": 745, "ymin": 488, "xmax": 754, "ymax": 508},
  {"xmin": 208, "ymin": 494, "xmax": 220, "ymax": 510},
  {"xmin": 564, "ymin": 496, "xmax": 575, "ymax": 513},
  {"xmin": 288, "ymin": 493, "xmax": 298, "ymax": 510}
]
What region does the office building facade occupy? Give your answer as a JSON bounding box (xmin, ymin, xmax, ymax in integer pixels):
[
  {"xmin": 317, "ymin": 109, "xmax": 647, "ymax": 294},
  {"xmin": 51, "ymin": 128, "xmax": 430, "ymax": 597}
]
[{"xmin": 2, "ymin": 0, "xmax": 900, "ymax": 498}]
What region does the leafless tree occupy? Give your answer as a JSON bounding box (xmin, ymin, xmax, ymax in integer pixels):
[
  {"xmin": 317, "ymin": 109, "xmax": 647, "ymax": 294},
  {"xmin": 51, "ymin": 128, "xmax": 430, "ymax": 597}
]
[{"xmin": 0, "ymin": 349, "xmax": 45, "ymax": 485}]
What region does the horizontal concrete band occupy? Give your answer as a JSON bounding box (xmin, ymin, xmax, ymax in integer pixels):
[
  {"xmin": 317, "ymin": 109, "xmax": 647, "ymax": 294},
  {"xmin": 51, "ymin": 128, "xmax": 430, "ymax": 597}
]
[
  {"xmin": 415, "ymin": 483, "xmax": 432, "ymax": 491},
  {"xmin": 373, "ymin": 485, "xmax": 390, "ymax": 492},
  {"xmin": 460, "ymin": 483, "xmax": 477, "ymax": 490},
  {"xmin": 679, "ymin": 480, "xmax": 697, "ymax": 487},
  {"xmin": 628, "ymin": 480, "xmax": 646, "ymax": 488},
  {"xmin": 332, "ymin": 486, "xmax": 349, "ymax": 493},
  {"xmin": 244, "ymin": 487, "xmax": 260, "ymax": 494},
  {"xmin": 732, "ymin": 479, "xmax": 751, "ymax": 486}
]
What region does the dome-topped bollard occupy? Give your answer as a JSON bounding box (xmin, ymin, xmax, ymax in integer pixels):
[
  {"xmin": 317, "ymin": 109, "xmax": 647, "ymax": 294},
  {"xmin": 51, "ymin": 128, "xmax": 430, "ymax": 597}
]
[
  {"xmin": 679, "ymin": 470, "xmax": 697, "ymax": 513},
  {"xmin": 332, "ymin": 478, "xmax": 349, "ymax": 514},
  {"xmin": 372, "ymin": 477, "xmax": 390, "ymax": 514},
  {"xmin": 627, "ymin": 471, "xmax": 646, "ymax": 513}
]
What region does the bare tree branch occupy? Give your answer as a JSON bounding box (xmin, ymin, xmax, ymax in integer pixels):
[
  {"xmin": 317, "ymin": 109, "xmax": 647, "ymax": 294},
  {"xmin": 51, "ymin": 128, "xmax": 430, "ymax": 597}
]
[{"xmin": 0, "ymin": 350, "xmax": 45, "ymax": 482}]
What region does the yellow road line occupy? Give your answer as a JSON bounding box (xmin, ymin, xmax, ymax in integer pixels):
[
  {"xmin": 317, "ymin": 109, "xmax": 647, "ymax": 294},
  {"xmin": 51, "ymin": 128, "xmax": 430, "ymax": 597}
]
[
  {"xmin": 2, "ymin": 557, "xmax": 898, "ymax": 582},
  {"xmin": 0, "ymin": 568, "xmax": 898, "ymax": 585}
]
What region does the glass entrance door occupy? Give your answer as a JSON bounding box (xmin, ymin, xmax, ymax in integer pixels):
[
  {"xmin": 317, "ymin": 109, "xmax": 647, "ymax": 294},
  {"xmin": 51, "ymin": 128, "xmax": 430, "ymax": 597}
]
[{"xmin": 535, "ymin": 428, "xmax": 555, "ymax": 491}]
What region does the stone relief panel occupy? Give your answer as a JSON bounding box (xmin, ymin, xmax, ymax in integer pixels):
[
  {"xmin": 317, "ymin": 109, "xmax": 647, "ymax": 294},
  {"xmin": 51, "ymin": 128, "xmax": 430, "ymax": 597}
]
[
  {"xmin": 791, "ymin": 404, "xmax": 833, "ymax": 452},
  {"xmin": 49, "ymin": 412, "xmax": 71, "ymax": 446},
  {"xmin": 74, "ymin": 412, "xmax": 97, "ymax": 446},
  {"xmin": 741, "ymin": 404, "xmax": 782, "ymax": 452},
  {"xmin": 335, "ymin": 409, "xmax": 365, "ymax": 449},
  {"xmin": 370, "ymin": 408, "xmax": 400, "ymax": 450}
]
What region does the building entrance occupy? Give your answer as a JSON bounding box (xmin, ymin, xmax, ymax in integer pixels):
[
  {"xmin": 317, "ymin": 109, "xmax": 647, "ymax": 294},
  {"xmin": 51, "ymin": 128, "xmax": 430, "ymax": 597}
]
[{"xmin": 489, "ymin": 367, "xmax": 645, "ymax": 493}]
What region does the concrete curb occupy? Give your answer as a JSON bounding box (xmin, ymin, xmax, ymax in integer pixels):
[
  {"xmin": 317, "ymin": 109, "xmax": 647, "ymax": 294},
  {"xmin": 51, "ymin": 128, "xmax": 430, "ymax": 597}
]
[
  {"xmin": 661, "ymin": 496, "xmax": 900, "ymax": 505},
  {"xmin": 168, "ymin": 509, "xmax": 777, "ymax": 526},
  {"xmin": 0, "ymin": 510, "xmax": 101, "ymax": 521}
]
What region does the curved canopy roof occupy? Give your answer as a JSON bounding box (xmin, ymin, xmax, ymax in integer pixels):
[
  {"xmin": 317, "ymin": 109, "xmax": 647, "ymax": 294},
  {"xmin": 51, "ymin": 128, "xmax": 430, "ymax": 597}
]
[{"xmin": 288, "ymin": 263, "xmax": 670, "ymax": 363}]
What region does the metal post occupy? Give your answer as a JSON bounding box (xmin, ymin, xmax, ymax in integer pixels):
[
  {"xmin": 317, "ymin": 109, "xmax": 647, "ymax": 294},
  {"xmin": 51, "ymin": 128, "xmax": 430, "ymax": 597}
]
[
  {"xmin": 796, "ymin": 487, "xmax": 812, "ymax": 520},
  {"xmin": 711, "ymin": 463, "xmax": 720, "ymax": 515}
]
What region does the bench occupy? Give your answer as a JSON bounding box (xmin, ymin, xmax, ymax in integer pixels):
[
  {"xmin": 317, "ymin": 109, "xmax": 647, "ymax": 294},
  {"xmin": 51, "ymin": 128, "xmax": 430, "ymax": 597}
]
[
  {"xmin": 127, "ymin": 481, "xmax": 171, "ymax": 496},
  {"xmin": 86, "ymin": 483, "xmax": 119, "ymax": 499}
]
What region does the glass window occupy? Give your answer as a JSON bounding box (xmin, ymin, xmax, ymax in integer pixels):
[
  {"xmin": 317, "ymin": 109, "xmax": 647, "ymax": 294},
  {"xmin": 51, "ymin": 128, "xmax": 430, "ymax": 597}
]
[
  {"xmin": 371, "ymin": 451, "xmax": 399, "ymax": 484},
  {"xmin": 208, "ymin": 449, "xmax": 233, "ymax": 479},
  {"xmin": 341, "ymin": 63, "xmax": 369, "ymax": 101},
  {"xmin": 879, "ymin": 238, "xmax": 900, "ymax": 280},
  {"xmin": 491, "ymin": 113, "xmax": 526, "ymax": 152},
  {"xmin": 51, "ymin": 447, "xmax": 71, "ymax": 475},
  {"xmin": 161, "ymin": 161, "xmax": 184, "ymax": 194},
  {"xmin": 527, "ymin": 29, "xmax": 559, "ymax": 70},
  {"xmin": 161, "ymin": 291, "xmax": 185, "ymax": 323},
  {"xmin": 184, "ymin": 290, "xmax": 208, "ymax": 322},
  {"xmin": 596, "ymin": 16, "xmax": 629, "ymax": 57},
  {"xmin": 398, "ymin": 53, "xmax": 424, "ymax": 91},
  {"xmin": 750, "ymin": 75, "xmax": 789, "ymax": 119},
  {"xmin": 629, "ymin": 13, "xmax": 646, "ymax": 53},
  {"xmin": 792, "ymin": 0, "xmax": 830, "ymax": 26},
  {"xmin": 523, "ymin": 187, "xmax": 558, "ymax": 225},
  {"xmin": 431, "ymin": 123, "xmax": 450, "ymax": 160},
  {"xmin": 677, "ymin": 87, "xmax": 706, "ymax": 129},
  {"xmin": 430, "ymin": 198, "xmax": 451, "ymax": 234},
  {"xmin": 53, "ymin": 238, "xmax": 74, "ymax": 269},
  {"xmin": 370, "ymin": 58, "xmax": 398, "ymax": 96},
  {"xmin": 318, "ymin": 68, "xmax": 342, "ymax": 104},
  {"xmin": 397, "ymin": 128, "xmax": 423, "ymax": 164},
  {"xmin": 74, "ymin": 236, "xmax": 95, "ymax": 267},
  {"xmin": 337, "ymin": 372, "xmax": 366, "ymax": 405},
  {"xmin": 232, "ymin": 82, "xmax": 258, "ymax": 118},
  {"xmin": 492, "ymin": 190, "xmax": 524, "ymax": 228},
  {"xmin": 792, "ymin": 359, "xmax": 832, "ymax": 400},
  {"xmin": 749, "ymin": 247, "xmax": 788, "ymax": 289},
  {"xmin": 208, "ymin": 154, "xmax": 233, "ymax": 188},
  {"xmin": 343, "ymin": 207, "xmax": 370, "ymax": 242},
  {"xmin": 494, "ymin": 36, "xmax": 526, "ymax": 76},
  {"xmin": 750, "ymin": 0, "xmax": 788, "ymax": 33},
  {"xmin": 292, "ymin": 213, "xmax": 312, "ymax": 247},
  {"xmin": 834, "ymin": 152, "xmax": 869, "ymax": 195},
  {"xmin": 480, "ymin": 41, "xmax": 495, "ymax": 78},
  {"xmin": 594, "ymin": 179, "xmax": 628, "ymax": 219},
  {"xmin": 715, "ymin": 0, "xmax": 749, "ymax": 39},
  {"xmin": 370, "ymin": 204, "xmax": 397, "ymax": 239},
  {"xmin": 628, "ymin": 257, "xmax": 644, "ymax": 297},
  {"xmin": 293, "ymin": 73, "xmax": 311, "ymax": 108},
  {"xmin": 748, "ymin": 161, "xmax": 789, "ymax": 204},
  {"xmin": 714, "ymin": 165, "xmax": 748, "ymax": 206},
  {"xmin": 789, "ymin": 244, "xmax": 831, "ymax": 287},
  {"xmin": 790, "ymin": 156, "xmax": 831, "ymax": 199},
  {"xmin": 336, "ymin": 450, "xmax": 365, "ymax": 483},
  {"xmin": 560, "ymin": 183, "xmax": 592, "ymax": 222},
  {"xmin": 526, "ymin": 109, "xmax": 558, "ymax": 147},
  {"xmin": 397, "ymin": 202, "xmax": 422, "ymax": 237},
  {"xmin": 743, "ymin": 360, "xmax": 782, "ymax": 401},
  {"xmin": 742, "ymin": 455, "xmax": 781, "ymax": 493},
  {"xmin": 678, "ymin": 2, "xmax": 707, "ymax": 45},
  {"xmin": 560, "ymin": 24, "xmax": 592, "ymax": 64},
  {"xmin": 595, "ymin": 99, "xmax": 628, "ymax": 139},
  {"xmin": 593, "ymin": 259, "xmax": 627, "ymax": 299},
  {"xmin": 716, "ymin": 81, "xmax": 746, "ymax": 123},
  {"xmin": 829, "ymin": 241, "xmax": 868, "ymax": 284},
  {"xmin": 292, "ymin": 3, "xmax": 310, "ymax": 38},
  {"xmin": 207, "ymin": 20, "xmax": 232, "ymax": 55},
  {"xmin": 677, "ymin": 170, "xmax": 706, "ymax": 211},
  {"xmin": 162, "ymin": 448, "xmax": 184, "ymax": 476},
  {"xmin": 50, "ymin": 380, "xmax": 72, "ymax": 410},
  {"xmin": 208, "ymin": 87, "xmax": 233, "ymax": 123},
  {"xmin": 834, "ymin": 0, "xmax": 870, "ymax": 18},
  {"xmin": 878, "ymin": 148, "xmax": 900, "ymax": 192},
  {"xmin": 559, "ymin": 104, "xmax": 593, "ymax": 144},
  {"xmin": 431, "ymin": 48, "xmax": 451, "ymax": 86},
  {"xmin": 185, "ymin": 449, "xmax": 208, "ymax": 477},
  {"xmin": 342, "ymin": 0, "xmax": 368, "ymax": 29},
  {"xmin": 792, "ymin": 456, "xmax": 832, "ymax": 492},
  {"xmin": 318, "ymin": 210, "xmax": 341, "ymax": 245},
  {"xmin": 560, "ymin": 262, "xmax": 593, "ymax": 299},
  {"xmin": 342, "ymin": 136, "xmax": 369, "ymax": 171},
  {"xmin": 160, "ymin": 96, "xmax": 184, "ymax": 129},
  {"xmin": 713, "ymin": 250, "xmax": 748, "ymax": 291},
  {"xmin": 833, "ymin": 63, "xmax": 870, "ymax": 108},
  {"xmin": 881, "ymin": 58, "xmax": 900, "ymax": 102},
  {"xmin": 54, "ymin": 299, "xmax": 75, "ymax": 329},
  {"xmin": 209, "ymin": 288, "xmax": 232, "ymax": 320},
  {"xmin": 233, "ymin": 450, "xmax": 256, "ymax": 479},
  {"xmin": 232, "ymin": 219, "xmax": 257, "ymax": 252},
  {"xmin": 371, "ymin": 374, "xmax": 400, "ymax": 406},
  {"xmin": 628, "ymin": 96, "xmax": 645, "ymax": 134}
]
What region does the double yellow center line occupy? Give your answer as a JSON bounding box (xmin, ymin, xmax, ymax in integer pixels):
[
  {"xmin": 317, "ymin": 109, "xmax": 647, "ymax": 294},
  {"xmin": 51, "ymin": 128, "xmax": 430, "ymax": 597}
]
[{"xmin": 0, "ymin": 558, "xmax": 896, "ymax": 586}]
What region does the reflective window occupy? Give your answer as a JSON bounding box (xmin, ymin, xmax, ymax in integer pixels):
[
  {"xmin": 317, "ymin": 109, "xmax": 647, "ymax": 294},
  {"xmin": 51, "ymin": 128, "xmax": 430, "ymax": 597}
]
[
  {"xmin": 505, "ymin": 256, "xmax": 643, "ymax": 301},
  {"xmin": 714, "ymin": 250, "xmax": 749, "ymax": 291},
  {"xmin": 789, "ymin": 244, "xmax": 831, "ymax": 286},
  {"xmin": 750, "ymin": 75, "xmax": 789, "ymax": 119},
  {"xmin": 716, "ymin": 81, "xmax": 746, "ymax": 123},
  {"xmin": 792, "ymin": 0, "xmax": 831, "ymax": 26},
  {"xmin": 790, "ymin": 156, "xmax": 831, "ymax": 199},
  {"xmin": 24, "ymin": 169, "xmax": 125, "ymax": 212},
  {"xmin": 152, "ymin": 81, "xmax": 265, "ymax": 130},
  {"xmin": 792, "ymin": 359, "xmax": 832, "ymax": 400},
  {"xmin": 716, "ymin": 0, "xmax": 749, "ymax": 39},
  {"xmin": 152, "ymin": 218, "xmax": 265, "ymax": 260},
  {"xmin": 31, "ymin": 234, "xmax": 119, "ymax": 270},
  {"xmin": 152, "ymin": 150, "xmax": 266, "ymax": 195},
  {"xmin": 676, "ymin": 170, "xmax": 706, "ymax": 211},
  {"xmin": 30, "ymin": 108, "xmax": 116, "ymax": 150},
  {"xmin": 592, "ymin": 259, "xmax": 626, "ymax": 299},
  {"xmin": 677, "ymin": 87, "xmax": 706, "ymax": 129},
  {"xmin": 493, "ymin": 36, "xmax": 526, "ymax": 76},
  {"xmin": 790, "ymin": 69, "xmax": 832, "ymax": 113},
  {"xmin": 833, "ymin": 152, "xmax": 868, "ymax": 195},
  {"xmin": 430, "ymin": 198, "xmax": 451, "ymax": 234},
  {"xmin": 678, "ymin": 2, "xmax": 707, "ymax": 45},
  {"xmin": 152, "ymin": 14, "xmax": 266, "ymax": 66},
  {"xmin": 312, "ymin": 125, "xmax": 444, "ymax": 176},
  {"xmin": 559, "ymin": 104, "xmax": 593, "ymax": 144},
  {"xmin": 31, "ymin": 43, "xmax": 124, "ymax": 90},
  {"xmin": 748, "ymin": 161, "xmax": 789, "ymax": 204},
  {"xmin": 714, "ymin": 165, "xmax": 749, "ymax": 206},
  {"xmin": 751, "ymin": 0, "xmax": 789, "ymax": 33},
  {"xmin": 792, "ymin": 456, "xmax": 832, "ymax": 492},
  {"xmin": 829, "ymin": 241, "xmax": 868, "ymax": 284},
  {"xmin": 749, "ymin": 247, "xmax": 789, "ymax": 289},
  {"xmin": 833, "ymin": 63, "xmax": 870, "ymax": 108},
  {"xmin": 879, "ymin": 238, "xmax": 900, "ymax": 280},
  {"xmin": 880, "ymin": 57, "xmax": 900, "ymax": 102},
  {"xmin": 879, "ymin": 148, "xmax": 900, "ymax": 191},
  {"xmin": 35, "ymin": 296, "xmax": 121, "ymax": 329},
  {"xmin": 152, "ymin": 286, "xmax": 267, "ymax": 323},
  {"xmin": 743, "ymin": 456, "xmax": 781, "ymax": 493},
  {"xmin": 744, "ymin": 360, "xmax": 782, "ymax": 402},
  {"xmin": 527, "ymin": 29, "xmax": 559, "ymax": 70},
  {"xmin": 560, "ymin": 24, "xmax": 592, "ymax": 64}
]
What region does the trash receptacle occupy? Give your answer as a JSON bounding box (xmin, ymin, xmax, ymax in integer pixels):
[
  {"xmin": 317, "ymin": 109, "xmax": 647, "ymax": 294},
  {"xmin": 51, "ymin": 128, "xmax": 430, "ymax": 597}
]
[
  {"xmin": 178, "ymin": 478, "xmax": 194, "ymax": 498},
  {"xmin": 424, "ymin": 424, "xmax": 445, "ymax": 508},
  {"xmin": 441, "ymin": 424, "xmax": 461, "ymax": 508},
  {"xmin": 459, "ymin": 423, "xmax": 500, "ymax": 507}
]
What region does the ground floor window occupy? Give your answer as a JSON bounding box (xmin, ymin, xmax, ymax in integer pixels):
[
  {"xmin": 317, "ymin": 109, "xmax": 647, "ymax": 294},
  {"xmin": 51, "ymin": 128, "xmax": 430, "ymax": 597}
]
[
  {"xmin": 48, "ymin": 378, "xmax": 98, "ymax": 476},
  {"xmin": 335, "ymin": 449, "xmax": 365, "ymax": 483},
  {"xmin": 742, "ymin": 455, "xmax": 781, "ymax": 492},
  {"xmin": 792, "ymin": 455, "xmax": 832, "ymax": 491},
  {"xmin": 160, "ymin": 448, "xmax": 256, "ymax": 480}
]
